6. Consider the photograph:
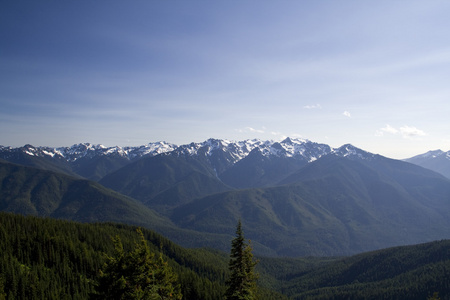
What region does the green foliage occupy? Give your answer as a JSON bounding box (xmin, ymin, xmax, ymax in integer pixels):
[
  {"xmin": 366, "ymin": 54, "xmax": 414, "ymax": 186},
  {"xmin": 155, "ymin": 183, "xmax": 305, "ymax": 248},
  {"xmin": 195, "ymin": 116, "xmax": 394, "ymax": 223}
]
[
  {"xmin": 99, "ymin": 154, "xmax": 231, "ymax": 213},
  {"xmin": 0, "ymin": 275, "xmax": 6, "ymax": 300},
  {"xmin": 0, "ymin": 147, "xmax": 78, "ymax": 178},
  {"xmin": 220, "ymin": 151, "xmax": 307, "ymax": 189},
  {"xmin": 71, "ymin": 155, "xmax": 130, "ymax": 181},
  {"xmin": 274, "ymin": 240, "xmax": 450, "ymax": 299},
  {"xmin": 1, "ymin": 211, "xmax": 449, "ymax": 299},
  {"xmin": 428, "ymin": 292, "xmax": 441, "ymax": 300},
  {"xmin": 170, "ymin": 154, "xmax": 450, "ymax": 256},
  {"xmin": 4, "ymin": 151, "xmax": 450, "ymax": 258},
  {"xmin": 95, "ymin": 229, "xmax": 182, "ymax": 299},
  {"xmin": 0, "ymin": 212, "xmax": 228, "ymax": 299},
  {"xmin": 0, "ymin": 160, "xmax": 235, "ymax": 256},
  {"xmin": 225, "ymin": 221, "xmax": 258, "ymax": 300},
  {"xmin": 0, "ymin": 161, "xmax": 168, "ymax": 226}
]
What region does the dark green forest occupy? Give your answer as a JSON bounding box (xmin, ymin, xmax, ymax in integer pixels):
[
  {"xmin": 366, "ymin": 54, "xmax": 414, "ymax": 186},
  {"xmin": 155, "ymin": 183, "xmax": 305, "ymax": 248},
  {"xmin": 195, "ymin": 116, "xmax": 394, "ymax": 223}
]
[
  {"xmin": 1, "ymin": 212, "xmax": 449, "ymax": 299},
  {"xmin": 0, "ymin": 212, "xmax": 285, "ymax": 300}
]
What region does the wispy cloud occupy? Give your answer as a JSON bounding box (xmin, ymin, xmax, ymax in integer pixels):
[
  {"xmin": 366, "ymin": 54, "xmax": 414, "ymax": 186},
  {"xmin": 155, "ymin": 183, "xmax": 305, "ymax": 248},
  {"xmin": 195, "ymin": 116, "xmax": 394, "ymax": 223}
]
[
  {"xmin": 290, "ymin": 133, "xmax": 304, "ymax": 139},
  {"xmin": 304, "ymin": 104, "xmax": 322, "ymax": 109},
  {"xmin": 381, "ymin": 124, "xmax": 399, "ymax": 134},
  {"xmin": 399, "ymin": 125, "xmax": 426, "ymax": 139},
  {"xmin": 270, "ymin": 132, "xmax": 288, "ymax": 141},
  {"xmin": 376, "ymin": 124, "xmax": 426, "ymax": 140},
  {"xmin": 343, "ymin": 111, "xmax": 351, "ymax": 118},
  {"xmin": 237, "ymin": 127, "xmax": 265, "ymax": 134}
]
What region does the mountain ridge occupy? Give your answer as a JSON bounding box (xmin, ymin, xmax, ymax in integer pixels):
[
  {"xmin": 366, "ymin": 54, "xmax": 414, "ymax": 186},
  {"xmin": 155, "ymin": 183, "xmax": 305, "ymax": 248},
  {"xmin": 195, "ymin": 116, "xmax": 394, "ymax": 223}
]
[
  {"xmin": 170, "ymin": 154, "xmax": 450, "ymax": 256},
  {"xmin": 2, "ymin": 138, "xmax": 450, "ymax": 256},
  {"xmin": 0, "ymin": 138, "xmax": 377, "ymax": 182},
  {"xmin": 405, "ymin": 149, "xmax": 450, "ymax": 179},
  {"xmin": 0, "ymin": 138, "xmax": 376, "ymax": 165}
]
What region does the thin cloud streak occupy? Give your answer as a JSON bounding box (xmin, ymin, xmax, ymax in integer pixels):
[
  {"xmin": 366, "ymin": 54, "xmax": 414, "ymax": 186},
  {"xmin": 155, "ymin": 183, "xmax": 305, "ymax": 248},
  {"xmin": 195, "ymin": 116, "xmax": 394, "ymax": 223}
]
[
  {"xmin": 304, "ymin": 104, "xmax": 322, "ymax": 109},
  {"xmin": 237, "ymin": 127, "xmax": 265, "ymax": 134},
  {"xmin": 400, "ymin": 126, "xmax": 427, "ymax": 139},
  {"xmin": 376, "ymin": 124, "xmax": 427, "ymax": 140}
]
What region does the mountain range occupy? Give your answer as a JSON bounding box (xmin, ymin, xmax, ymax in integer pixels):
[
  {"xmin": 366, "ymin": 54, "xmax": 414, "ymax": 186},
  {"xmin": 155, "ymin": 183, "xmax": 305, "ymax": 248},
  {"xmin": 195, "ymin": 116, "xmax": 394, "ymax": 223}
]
[
  {"xmin": 0, "ymin": 142, "xmax": 176, "ymax": 180},
  {"xmin": 404, "ymin": 149, "xmax": 450, "ymax": 179},
  {"xmin": 1, "ymin": 138, "xmax": 450, "ymax": 256}
]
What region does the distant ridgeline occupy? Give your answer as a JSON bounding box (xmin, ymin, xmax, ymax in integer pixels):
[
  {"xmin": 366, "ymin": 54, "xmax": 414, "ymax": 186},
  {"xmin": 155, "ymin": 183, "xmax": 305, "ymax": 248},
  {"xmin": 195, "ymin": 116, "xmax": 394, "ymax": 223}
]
[
  {"xmin": 0, "ymin": 212, "xmax": 449, "ymax": 299},
  {"xmin": 1, "ymin": 138, "xmax": 450, "ymax": 257}
]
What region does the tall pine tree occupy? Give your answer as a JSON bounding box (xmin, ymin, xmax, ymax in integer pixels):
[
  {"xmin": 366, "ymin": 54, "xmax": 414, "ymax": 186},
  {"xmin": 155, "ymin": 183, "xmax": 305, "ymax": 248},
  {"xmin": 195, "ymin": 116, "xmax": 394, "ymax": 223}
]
[
  {"xmin": 225, "ymin": 220, "xmax": 258, "ymax": 300},
  {"xmin": 95, "ymin": 228, "xmax": 182, "ymax": 299}
]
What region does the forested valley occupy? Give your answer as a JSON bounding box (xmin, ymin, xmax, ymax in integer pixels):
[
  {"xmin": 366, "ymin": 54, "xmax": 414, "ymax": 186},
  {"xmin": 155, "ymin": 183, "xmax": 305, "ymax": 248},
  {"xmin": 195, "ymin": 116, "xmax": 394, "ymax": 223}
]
[
  {"xmin": 0, "ymin": 212, "xmax": 449, "ymax": 299},
  {"xmin": 4, "ymin": 0, "xmax": 450, "ymax": 296}
]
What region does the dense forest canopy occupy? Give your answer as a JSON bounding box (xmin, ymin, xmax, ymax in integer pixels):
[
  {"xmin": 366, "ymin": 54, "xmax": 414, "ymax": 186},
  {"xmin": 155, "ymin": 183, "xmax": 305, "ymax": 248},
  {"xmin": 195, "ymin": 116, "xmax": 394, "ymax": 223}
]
[
  {"xmin": 0, "ymin": 212, "xmax": 449, "ymax": 299},
  {"xmin": 0, "ymin": 212, "xmax": 284, "ymax": 300}
]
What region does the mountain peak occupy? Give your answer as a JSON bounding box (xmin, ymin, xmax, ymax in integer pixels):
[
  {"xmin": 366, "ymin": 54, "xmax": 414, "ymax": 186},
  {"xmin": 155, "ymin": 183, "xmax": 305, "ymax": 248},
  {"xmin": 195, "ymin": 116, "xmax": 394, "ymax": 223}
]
[
  {"xmin": 0, "ymin": 142, "xmax": 178, "ymax": 162},
  {"xmin": 410, "ymin": 149, "xmax": 444, "ymax": 160},
  {"xmin": 281, "ymin": 137, "xmax": 309, "ymax": 145},
  {"xmin": 333, "ymin": 144, "xmax": 376, "ymax": 160},
  {"xmin": 1, "ymin": 138, "xmax": 382, "ymax": 167},
  {"xmin": 404, "ymin": 149, "xmax": 450, "ymax": 179}
]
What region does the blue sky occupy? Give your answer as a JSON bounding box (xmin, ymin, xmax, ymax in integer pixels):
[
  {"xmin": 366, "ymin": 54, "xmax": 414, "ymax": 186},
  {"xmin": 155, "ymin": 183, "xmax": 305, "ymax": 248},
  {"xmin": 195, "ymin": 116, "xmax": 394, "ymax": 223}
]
[{"xmin": 1, "ymin": 1, "xmax": 450, "ymax": 159}]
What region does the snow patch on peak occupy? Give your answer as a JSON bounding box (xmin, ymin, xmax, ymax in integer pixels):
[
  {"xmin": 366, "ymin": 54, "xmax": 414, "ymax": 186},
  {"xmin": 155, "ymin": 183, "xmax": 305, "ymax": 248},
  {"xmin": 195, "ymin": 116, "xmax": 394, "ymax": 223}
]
[
  {"xmin": 146, "ymin": 141, "xmax": 177, "ymax": 154},
  {"xmin": 172, "ymin": 138, "xmax": 332, "ymax": 163},
  {"xmin": 333, "ymin": 144, "xmax": 375, "ymax": 160},
  {"xmin": 423, "ymin": 150, "xmax": 444, "ymax": 158},
  {"xmin": 42, "ymin": 150, "xmax": 56, "ymax": 157},
  {"xmin": 25, "ymin": 150, "xmax": 36, "ymax": 156},
  {"xmin": 204, "ymin": 138, "xmax": 230, "ymax": 154},
  {"xmin": 1, "ymin": 138, "xmax": 380, "ymax": 166},
  {"xmin": 0, "ymin": 141, "xmax": 178, "ymax": 162},
  {"xmin": 281, "ymin": 137, "xmax": 309, "ymax": 145}
]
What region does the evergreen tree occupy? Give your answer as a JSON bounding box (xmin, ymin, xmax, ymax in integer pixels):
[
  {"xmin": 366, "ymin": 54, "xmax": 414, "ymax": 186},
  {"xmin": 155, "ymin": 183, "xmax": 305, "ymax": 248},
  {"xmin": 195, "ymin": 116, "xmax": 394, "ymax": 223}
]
[
  {"xmin": 95, "ymin": 228, "xmax": 182, "ymax": 299},
  {"xmin": 0, "ymin": 275, "xmax": 6, "ymax": 300},
  {"xmin": 225, "ymin": 220, "xmax": 258, "ymax": 300},
  {"xmin": 428, "ymin": 292, "xmax": 441, "ymax": 300}
]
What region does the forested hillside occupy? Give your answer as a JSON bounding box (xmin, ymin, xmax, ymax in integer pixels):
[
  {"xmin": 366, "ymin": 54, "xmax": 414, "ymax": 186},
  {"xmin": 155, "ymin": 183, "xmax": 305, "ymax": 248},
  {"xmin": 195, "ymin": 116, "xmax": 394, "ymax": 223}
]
[
  {"xmin": 0, "ymin": 160, "xmax": 244, "ymax": 254},
  {"xmin": 281, "ymin": 240, "xmax": 450, "ymax": 299},
  {"xmin": 170, "ymin": 155, "xmax": 450, "ymax": 256},
  {"xmin": 3, "ymin": 148, "xmax": 450, "ymax": 257},
  {"xmin": 0, "ymin": 212, "xmax": 285, "ymax": 300},
  {"xmin": 1, "ymin": 212, "xmax": 449, "ymax": 299}
]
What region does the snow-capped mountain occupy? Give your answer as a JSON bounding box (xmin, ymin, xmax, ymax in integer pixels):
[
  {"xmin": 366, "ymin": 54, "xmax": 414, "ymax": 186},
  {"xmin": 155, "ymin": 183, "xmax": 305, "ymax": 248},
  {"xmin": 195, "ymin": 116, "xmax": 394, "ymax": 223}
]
[
  {"xmin": 331, "ymin": 144, "xmax": 378, "ymax": 160},
  {"xmin": 3, "ymin": 138, "xmax": 450, "ymax": 257},
  {"xmin": 0, "ymin": 138, "xmax": 380, "ymax": 168},
  {"xmin": 0, "ymin": 142, "xmax": 177, "ymax": 180},
  {"xmin": 0, "ymin": 142, "xmax": 177, "ymax": 162},
  {"xmin": 0, "ymin": 137, "xmax": 381, "ymax": 182},
  {"xmin": 171, "ymin": 137, "xmax": 334, "ymax": 161},
  {"xmin": 404, "ymin": 149, "xmax": 450, "ymax": 179}
]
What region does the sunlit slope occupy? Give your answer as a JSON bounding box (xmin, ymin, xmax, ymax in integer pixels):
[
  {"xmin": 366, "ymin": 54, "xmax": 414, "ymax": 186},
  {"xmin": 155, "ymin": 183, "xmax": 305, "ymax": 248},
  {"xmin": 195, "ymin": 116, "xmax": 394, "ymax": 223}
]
[{"xmin": 172, "ymin": 155, "xmax": 450, "ymax": 256}]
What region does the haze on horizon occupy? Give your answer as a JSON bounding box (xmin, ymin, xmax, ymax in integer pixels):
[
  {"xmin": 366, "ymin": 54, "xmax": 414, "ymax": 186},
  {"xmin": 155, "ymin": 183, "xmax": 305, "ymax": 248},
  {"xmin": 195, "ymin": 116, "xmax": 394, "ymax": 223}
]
[{"xmin": 1, "ymin": 1, "xmax": 450, "ymax": 159}]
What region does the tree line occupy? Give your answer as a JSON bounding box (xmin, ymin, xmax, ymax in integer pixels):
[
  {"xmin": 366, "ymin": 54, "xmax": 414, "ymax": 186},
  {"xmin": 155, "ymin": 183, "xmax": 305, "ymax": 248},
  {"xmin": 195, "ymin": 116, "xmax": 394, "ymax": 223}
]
[
  {"xmin": 1, "ymin": 211, "xmax": 448, "ymax": 299},
  {"xmin": 0, "ymin": 212, "xmax": 280, "ymax": 299}
]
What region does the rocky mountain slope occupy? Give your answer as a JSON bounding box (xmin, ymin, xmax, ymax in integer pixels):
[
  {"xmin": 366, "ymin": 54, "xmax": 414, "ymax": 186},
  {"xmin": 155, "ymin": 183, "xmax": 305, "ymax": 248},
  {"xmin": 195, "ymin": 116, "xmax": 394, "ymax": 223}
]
[
  {"xmin": 0, "ymin": 138, "xmax": 334, "ymax": 181},
  {"xmin": 2, "ymin": 138, "xmax": 450, "ymax": 256},
  {"xmin": 0, "ymin": 142, "xmax": 176, "ymax": 180},
  {"xmin": 170, "ymin": 153, "xmax": 450, "ymax": 256},
  {"xmin": 405, "ymin": 149, "xmax": 450, "ymax": 179}
]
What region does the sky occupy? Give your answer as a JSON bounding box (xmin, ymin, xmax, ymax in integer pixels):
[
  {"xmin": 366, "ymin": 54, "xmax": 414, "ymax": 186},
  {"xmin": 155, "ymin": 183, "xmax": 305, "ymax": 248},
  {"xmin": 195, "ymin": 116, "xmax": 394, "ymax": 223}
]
[{"xmin": 1, "ymin": 1, "xmax": 450, "ymax": 159}]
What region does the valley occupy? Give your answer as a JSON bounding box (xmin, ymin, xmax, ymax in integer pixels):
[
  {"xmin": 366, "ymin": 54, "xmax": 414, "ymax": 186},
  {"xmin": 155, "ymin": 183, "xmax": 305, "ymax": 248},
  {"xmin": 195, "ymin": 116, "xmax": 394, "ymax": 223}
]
[
  {"xmin": 2, "ymin": 138, "xmax": 449, "ymax": 256},
  {"xmin": 4, "ymin": 1, "xmax": 450, "ymax": 298}
]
